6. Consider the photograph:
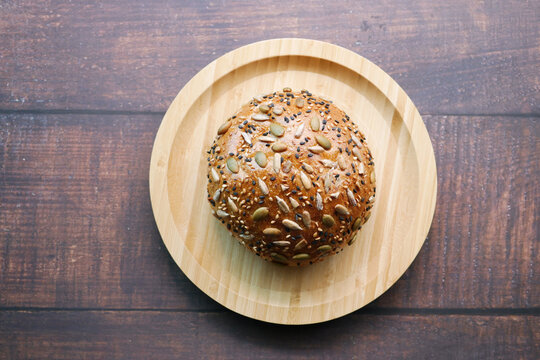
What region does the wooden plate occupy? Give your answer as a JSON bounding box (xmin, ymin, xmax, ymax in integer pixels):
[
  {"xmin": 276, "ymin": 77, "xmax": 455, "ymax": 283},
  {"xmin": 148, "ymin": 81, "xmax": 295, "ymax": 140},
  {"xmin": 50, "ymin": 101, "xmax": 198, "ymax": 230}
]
[{"xmin": 149, "ymin": 38, "xmax": 437, "ymax": 324}]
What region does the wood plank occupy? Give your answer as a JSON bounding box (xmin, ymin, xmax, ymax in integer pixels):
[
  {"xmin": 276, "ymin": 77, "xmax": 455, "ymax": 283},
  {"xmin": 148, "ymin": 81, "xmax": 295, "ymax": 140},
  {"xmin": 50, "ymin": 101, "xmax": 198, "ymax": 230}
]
[
  {"xmin": 0, "ymin": 310, "xmax": 538, "ymax": 359},
  {"xmin": 0, "ymin": 1, "xmax": 538, "ymax": 114},
  {"xmin": 0, "ymin": 114, "xmax": 538, "ymax": 310}
]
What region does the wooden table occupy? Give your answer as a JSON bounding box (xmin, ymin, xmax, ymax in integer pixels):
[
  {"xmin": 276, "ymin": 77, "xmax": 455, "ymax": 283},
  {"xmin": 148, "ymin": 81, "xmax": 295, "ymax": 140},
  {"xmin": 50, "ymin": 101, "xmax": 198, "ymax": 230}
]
[{"xmin": 0, "ymin": 1, "xmax": 538, "ymax": 358}]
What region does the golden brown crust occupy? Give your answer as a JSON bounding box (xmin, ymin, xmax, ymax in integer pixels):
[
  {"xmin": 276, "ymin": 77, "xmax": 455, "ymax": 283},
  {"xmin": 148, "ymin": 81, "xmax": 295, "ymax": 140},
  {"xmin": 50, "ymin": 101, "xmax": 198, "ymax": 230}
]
[{"xmin": 206, "ymin": 89, "xmax": 376, "ymax": 266}]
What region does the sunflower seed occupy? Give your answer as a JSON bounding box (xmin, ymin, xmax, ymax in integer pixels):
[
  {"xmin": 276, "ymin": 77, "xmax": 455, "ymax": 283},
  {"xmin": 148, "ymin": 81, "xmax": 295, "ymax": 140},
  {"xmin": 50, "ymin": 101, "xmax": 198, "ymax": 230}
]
[
  {"xmin": 303, "ymin": 164, "xmax": 314, "ymax": 174},
  {"xmin": 210, "ymin": 168, "xmax": 220, "ymax": 182},
  {"xmin": 363, "ymin": 211, "xmax": 372, "ymax": 223},
  {"xmin": 258, "ymin": 178, "xmax": 269, "ymax": 195},
  {"xmin": 241, "ymin": 132, "xmax": 252, "ymax": 145},
  {"xmin": 330, "ymin": 192, "xmax": 340, "ymax": 199},
  {"xmin": 324, "ymin": 172, "xmax": 332, "ymax": 192},
  {"xmin": 212, "ymin": 189, "xmax": 221, "ymax": 203},
  {"xmin": 270, "ymin": 252, "xmax": 288, "ymax": 264},
  {"xmin": 315, "ymin": 135, "xmax": 331, "ymax": 150},
  {"xmin": 310, "ymin": 115, "xmax": 321, "ymax": 131},
  {"xmin": 301, "ymin": 211, "xmax": 311, "ymax": 227},
  {"xmin": 282, "ymin": 160, "xmax": 292, "ymax": 173},
  {"xmin": 217, "ymin": 121, "xmax": 231, "ymax": 135},
  {"xmin": 276, "ymin": 196, "xmax": 290, "ymax": 213},
  {"xmin": 253, "ymin": 95, "xmax": 264, "ymax": 102},
  {"xmin": 335, "ymin": 204, "xmax": 349, "ymax": 216},
  {"xmin": 316, "ymin": 193, "xmax": 323, "ymax": 210},
  {"xmin": 348, "ymin": 236, "xmax": 357, "ymax": 246},
  {"xmin": 294, "ymin": 123, "xmax": 305, "ymax": 138},
  {"xmin": 252, "ymin": 207, "xmax": 269, "ymax": 221},
  {"xmin": 263, "ymin": 228, "xmax": 281, "ymax": 236},
  {"xmin": 255, "ymin": 151, "xmax": 267, "ymax": 168},
  {"xmin": 292, "ymin": 253, "xmax": 310, "ymax": 260},
  {"xmin": 352, "ymin": 218, "xmax": 362, "ymax": 231},
  {"xmin": 216, "ymin": 210, "xmax": 229, "ymax": 218},
  {"xmin": 347, "ymin": 189, "xmax": 357, "ymax": 206},
  {"xmin": 351, "ymin": 134, "xmax": 362, "ymax": 147},
  {"xmin": 317, "ymin": 245, "xmax": 332, "ymax": 252},
  {"xmin": 259, "ymin": 104, "xmax": 270, "ymax": 113},
  {"xmin": 319, "ymin": 159, "xmax": 336, "ymax": 168},
  {"xmin": 337, "ymin": 155, "xmax": 346, "ymax": 170},
  {"xmin": 352, "ymin": 147, "xmax": 362, "ymax": 159},
  {"xmin": 270, "ymin": 123, "xmax": 284, "ymax": 137},
  {"xmin": 283, "ymin": 87, "xmax": 292, "ymax": 92},
  {"xmin": 370, "ymin": 171, "xmax": 376, "ymax": 183},
  {"xmin": 252, "ymin": 113, "xmax": 270, "ymax": 121},
  {"xmin": 273, "ymin": 153, "xmax": 281, "ymax": 173},
  {"xmin": 239, "ymin": 234, "xmax": 254, "ymax": 240},
  {"xmin": 322, "ymin": 214, "xmax": 335, "ymax": 227},
  {"xmin": 280, "ymin": 184, "xmax": 289, "ymax": 192},
  {"xmin": 308, "ymin": 146, "xmax": 325, "ymax": 154},
  {"xmin": 258, "ymin": 136, "xmax": 276, "ymax": 143},
  {"xmin": 226, "ymin": 158, "xmax": 239, "ymax": 173},
  {"xmin": 295, "ymin": 98, "xmax": 304, "ymax": 108},
  {"xmin": 227, "ymin": 198, "xmax": 238, "ymax": 213},
  {"xmin": 282, "ymin": 219, "xmax": 303, "ymax": 230},
  {"xmin": 273, "ymin": 240, "xmax": 291, "ymax": 247},
  {"xmin": 294, "ymin": 239, "xmax": 307, "ymax": 251},
  {"xmin": 357, "ymin": 162, "xmax": 365, "ymax": 174},
  {"xmin": 272, "ymin": 107, "xmax": 283, "ymax": 115},
  {"xmin": 271, "ymin": 142, "xmax": 287, "ymax": 152},
  {"xmin": 289, "ymin": 197, "xmax": 300, "ymax": 209},
  {"xmin": 300, "ymin": 171, "xmax": 312, "ymax": 190}
]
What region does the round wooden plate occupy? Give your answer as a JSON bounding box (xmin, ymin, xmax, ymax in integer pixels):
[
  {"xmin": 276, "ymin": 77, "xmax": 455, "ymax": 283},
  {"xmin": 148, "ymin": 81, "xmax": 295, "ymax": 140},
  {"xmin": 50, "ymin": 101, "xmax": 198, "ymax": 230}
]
[{"xmin": 149, "ymin": 38, "xmax": 437, "ymax": 325}]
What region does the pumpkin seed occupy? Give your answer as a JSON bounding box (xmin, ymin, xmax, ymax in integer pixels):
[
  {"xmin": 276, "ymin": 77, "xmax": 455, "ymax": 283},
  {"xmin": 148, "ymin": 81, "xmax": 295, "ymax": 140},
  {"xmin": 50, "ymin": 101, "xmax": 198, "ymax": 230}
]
[
  {"xmin": 272, "ymin": 107, "xmax": 283, "ymax": 115},
  {"xmin": 226, "ymin": 158, "xmax": 239, "ymax": 173},
  {"xmin": 301, "ymin": 211, "xmax": 311, "ymax": 227},
  {"xmin": 283, "ymin": 87, "xmax": 292, "ymax": 92},
  {"xmin": 294, "ymin": 123, "xmax": 305, "ymax": 138},
  {"xmin": 210, "ymin": 168, "xmax": 220, "ymax": 182},
  {"xmin": 259, "ymin": 104, "xmax": 270, "ymax": 113},
  {"xmin": 289, "ymin": 197, "xmax": 300, "ymax": 209},
  {"xmin": 216, "ymin": 210, "xmax": 229, "ymax": 218},
  {"xmin": 282, "ymin": 219, "xmax": 303, "ymax": 231},
  {"xmin": 310, "ymin": 115, "xmax": 321, "ymax": 131},
  {"xmin": 308, "ymin": 146, "xmax": 325, "ymax": 154},
  {"xmin": 363, "ymin": 211, "xmax": 372, "ymax": 223},
  {"xmin": 263, "ymin": 228, "xmax": 281, "ymax": 236},
  {"xmin": 276, "ymin": 196, "xmax": 290, "ymax": 213},
  {"xmin": 303, "ymin": 164, "xmax": 314, "ymax": 174},
  {"xmin": 300, "ymin": 171, "xmax": 312, "ymax": 190},
  {"xmin": 271, "ymin": 142, "xmax": 287, "ymax": 152},
  {"xmin": 335, "ymin": 204, "xmax": 349, "ymax": 216},
  {"xmin": 217, "ymin": 121, "xmax": 231, "ymax": 135},
  {"xmin": 351, "ymin": 134, "xmax": 362, "ymax": 147},
  {"xmin": 270, "ymin": 123, "xmax": 284, "ymax": 137},
  {"xmin": 317, "ymin": 244, "xmax": 332, "ymax": 252},
  {"xmin": 348, "ymin": 236, "xmax": 357, "ymax": 246},
  {"xmin": 292, "ymin": 253, "xmax": 310, "ymax": 260},
  {"xmin": 322, "ymin": 214, "xmax": 335, "ymax": 228},
  {"xmin": 282, "ymin": 160, "xmax": 292, "ymax": 173},
  {"xmin": 370, "ymin": 171, "xmax": 376, "ymax": 183},
  {"xmin": 255, "ymin": 151, "xmax": 267, "ymax": 168},
  {"xmin": 273, "ymin": 153, "xmax": 281, "ymax": 173},
  {"xmin": 252, "ymin": 113, "xmax": 270, "ymax": 121},
  {"xmin": 294, "ymin": 239, "xmax": 307, "ymax": 250},
  {"xmin": 337, "ymin": 155, "xmax": 346, "ymax": 170},
  {"xmin": 316, "ymin": 135, "xmax": 331, "ymax": 150},
  {"xmin": 227, "ymin": 198, "xmax": 238, "ymax": 213},
  {"xmin": 273, "ymin": 240, "xmax": 291, "ymax": 247},
  {"xmin": 352, "ymin": 218, "xmax": 362, "ymax": 231},
  {"xmin": 347, "ymin": 189, "xmax": 357, "ymax": 206},
  {"xmin": 252, "ymin": 207, "xmax": 269, "ymax": 221},
  {"xmin": 212, "ymin": 189, "xmax": 221, "ymax": 203},
  {"xmin": 241, "ymin": 132, "xmax": 252, "ymax": 145},
  {"xmin": 258, "ymin": 136, "xmax": 275, "ymax": 143},
  {"xmin": 295, "ymin": 98, "xmax": 304, "ymax": 108},
  {"xmin": 258, "ymin": 178, "xmax": 269, "ymax": 195},
  {"xmin": 316, "ymin": 193, "xmax": 323, "ymax": 210},
  {"xmin": 270, "ymin": 252, "xmax": 288, "ymax": 264},
  {"xmin": 352, "ymin": 147, "xmax": 362, "ymax": 159}
]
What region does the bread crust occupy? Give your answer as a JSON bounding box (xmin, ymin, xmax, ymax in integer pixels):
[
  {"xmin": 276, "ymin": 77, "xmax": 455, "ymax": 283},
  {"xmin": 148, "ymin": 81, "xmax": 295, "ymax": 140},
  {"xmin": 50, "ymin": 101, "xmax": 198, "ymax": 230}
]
[{"xmin": 206, "ymin": 89, "xmax": 375, "ymax": 266}]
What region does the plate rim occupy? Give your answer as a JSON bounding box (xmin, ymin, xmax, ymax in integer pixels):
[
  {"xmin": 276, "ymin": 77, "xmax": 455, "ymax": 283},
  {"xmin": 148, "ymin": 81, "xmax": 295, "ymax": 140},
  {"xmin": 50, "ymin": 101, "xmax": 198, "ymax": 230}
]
[{"xmin": 149, "ymin": 38, "xmax": 437, "ymax": 324}]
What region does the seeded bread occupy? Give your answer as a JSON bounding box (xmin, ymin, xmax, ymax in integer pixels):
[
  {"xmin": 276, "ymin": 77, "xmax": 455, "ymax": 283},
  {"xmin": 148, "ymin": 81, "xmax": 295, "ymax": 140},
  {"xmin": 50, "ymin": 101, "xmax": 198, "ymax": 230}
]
[{"xmin": 206, "ymin": 88, "xmax": 376, "ymax": 266}]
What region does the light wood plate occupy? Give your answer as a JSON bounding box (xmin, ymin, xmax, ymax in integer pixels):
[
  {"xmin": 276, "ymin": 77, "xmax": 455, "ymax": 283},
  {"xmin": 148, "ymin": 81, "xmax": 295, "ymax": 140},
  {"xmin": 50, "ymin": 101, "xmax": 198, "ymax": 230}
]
[{"xmin": 149, "ymin": 38, "xmax": 437, "ymax": 324}]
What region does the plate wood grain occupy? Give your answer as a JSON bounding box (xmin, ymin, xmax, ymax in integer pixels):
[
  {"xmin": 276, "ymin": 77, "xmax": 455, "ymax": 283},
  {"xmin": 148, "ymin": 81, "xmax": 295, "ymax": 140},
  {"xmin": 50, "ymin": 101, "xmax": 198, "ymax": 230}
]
[{"xmin": 149, "ymin": 38, "xmax": 437, "ymax": 324}]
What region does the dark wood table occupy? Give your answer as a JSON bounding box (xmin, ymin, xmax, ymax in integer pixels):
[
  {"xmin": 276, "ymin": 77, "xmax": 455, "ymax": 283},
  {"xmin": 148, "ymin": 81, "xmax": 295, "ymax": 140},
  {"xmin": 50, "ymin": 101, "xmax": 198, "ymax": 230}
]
[{"xmin": 1, "ymin": 1, "xmax": 538, "ymax": 359}]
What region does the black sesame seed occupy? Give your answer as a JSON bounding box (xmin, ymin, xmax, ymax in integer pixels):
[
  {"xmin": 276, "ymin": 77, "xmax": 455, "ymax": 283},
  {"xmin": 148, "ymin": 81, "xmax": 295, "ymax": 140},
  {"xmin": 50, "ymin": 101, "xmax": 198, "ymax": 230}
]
[
  {"xmin": 270, "ymin": 176, "xmax": 276, "ymax": 181},
  {"xmin": 308, "ymin": 153, "xmax": 314, "ymax": 157}
]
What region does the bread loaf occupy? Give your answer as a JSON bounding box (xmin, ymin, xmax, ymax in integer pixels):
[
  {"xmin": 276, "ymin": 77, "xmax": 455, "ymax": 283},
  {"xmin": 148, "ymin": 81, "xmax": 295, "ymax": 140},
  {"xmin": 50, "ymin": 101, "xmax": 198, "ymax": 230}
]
[{"xmin": 206, "ymin": 89, "xmax": 375, "ymax": 266}]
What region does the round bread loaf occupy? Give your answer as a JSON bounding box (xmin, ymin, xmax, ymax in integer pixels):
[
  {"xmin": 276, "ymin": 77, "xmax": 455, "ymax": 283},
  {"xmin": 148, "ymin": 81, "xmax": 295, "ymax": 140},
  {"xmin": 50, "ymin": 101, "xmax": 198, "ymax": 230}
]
[{"xmin": 206, "ymin": 88, "xmax": 375, "ymax": 266}]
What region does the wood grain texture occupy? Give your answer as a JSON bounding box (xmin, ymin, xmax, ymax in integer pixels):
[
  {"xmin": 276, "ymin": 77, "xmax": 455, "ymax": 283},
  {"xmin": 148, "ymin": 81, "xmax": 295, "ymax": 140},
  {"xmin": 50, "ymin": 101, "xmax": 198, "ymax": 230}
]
[
  {"xmin": 1, "ymin": 113, "xmax": 537, "ymax": 310},
  {"xmin": 0, "ymin": 0, "xmax": 538, "ymax": 114},
  {"xmin": 0, "ymin": 311, "xmax": 538, "ymax": 360}
]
